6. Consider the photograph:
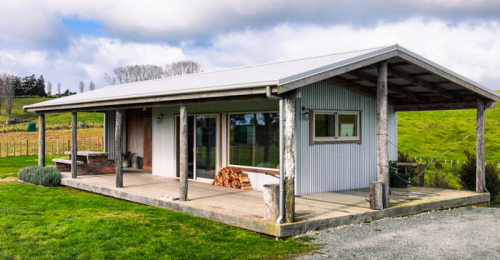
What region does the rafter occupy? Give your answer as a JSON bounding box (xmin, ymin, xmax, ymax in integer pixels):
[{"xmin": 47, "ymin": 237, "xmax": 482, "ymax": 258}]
[
  {"xmin": 326, "ymin": 77, "xmax": 397, "ymax": 105},
  {"xmin": 383, "ymin": 66, "xmax": 459, "ymax": 102},
  {"xmin": 348, "ymin": 70, "xmax": 426, "ymax": 103}
]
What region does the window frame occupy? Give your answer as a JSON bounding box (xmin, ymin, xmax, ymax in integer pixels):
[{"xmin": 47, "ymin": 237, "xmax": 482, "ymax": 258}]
[
  {"xmin": 309, "ymin": 109, "xmax": 362, "ymax": 145},
  {"xmin": 227, "ymin": 111, "xmax": 280, "ymax": 172}
]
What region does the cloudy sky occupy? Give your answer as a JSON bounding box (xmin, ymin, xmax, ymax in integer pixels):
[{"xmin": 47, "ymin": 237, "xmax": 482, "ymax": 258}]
[{"xmin": 1, "ymin": 0, "xmax": 500, "ymax": 92}]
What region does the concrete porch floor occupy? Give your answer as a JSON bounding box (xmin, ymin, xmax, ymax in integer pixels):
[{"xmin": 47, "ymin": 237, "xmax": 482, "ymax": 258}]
[{"xmin": 60, "ymin": 170, "xmax": 490, "ymax": 237}]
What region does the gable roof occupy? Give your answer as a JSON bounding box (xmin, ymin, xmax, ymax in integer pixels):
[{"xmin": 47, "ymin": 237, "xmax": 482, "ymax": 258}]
[{"xmin": 24, "ymin": 44, "xmax": 500, "ymax": 112}]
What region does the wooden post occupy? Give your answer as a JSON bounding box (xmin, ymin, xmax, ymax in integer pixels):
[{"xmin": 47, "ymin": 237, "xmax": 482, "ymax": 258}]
[
  {"xmin": 284, "ymin": 96, "xmax": 296, "ymax": 223},
  {"xmin": 263, "ymin": 184, "xmax": 279, "ymax": 221},
  {"xmin": 369, "ymin": 181, "xmax": 384, "ymax": 210},
  {"xmin": 179, "ymin": 105, "xmax": 188, "ymax": 201},
  {"xmin": 417, "ymin": 164, "xmax": 426, "ymax": 186},
  {"xmin": 71, "ymin": 112, "xmax": 78, "ymax": 179},
  {"xmin": 115, "ymin": 110, "xmax": 123, "ymax": 188},
  {"xmin": 38, "ymin": 114, "xmax": 45, "ymax": 166},
  {"xmin": 476, "ymin": 99, "xmax": 486, "ymax": 193},
  {"xmin": 377, "ymin": 61, "xmax": 390, "ymax": 208}
]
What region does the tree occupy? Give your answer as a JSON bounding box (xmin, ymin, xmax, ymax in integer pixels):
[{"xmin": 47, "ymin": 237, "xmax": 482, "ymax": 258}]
[
  {"xmin": 104, "ymin": 61, "xmax": 202, "ymax": 85},
  {"xmin": 0, "ymin": 74, "xmax": 15, "ymax": 118},
  {"xmin": 165, "ymin": 61, "xmax": 202, "ymax": 77},
  {"xmin": 57, "ymin": 83, "xmax": 61, "ymax": 97},
  {"xmin": 79, "ymin": 81, "xmax": 84, "ymax": 93},
  {"xmin": 89, "ymin": 81, "xmax": 96, "ymax": 91},
  {"xmin": 47, "ymin": 81, "xmax": 52, "ymax": 96},
  {"xmin": 458, "ymin": 150, "xmax": 500, "ymax": 200},
  {"xmin": 35, "ymin": 75, "xmax": 46, "ymax": 97}
]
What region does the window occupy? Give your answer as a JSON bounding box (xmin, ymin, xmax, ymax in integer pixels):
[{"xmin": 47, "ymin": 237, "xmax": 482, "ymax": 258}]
[
  {"xmin": 229, "ymin": 112, "xmax": 279, "ymax": 169},
  {"xmin": 310, "ymin": 110, "xmax": 361, "ymax": 144}
]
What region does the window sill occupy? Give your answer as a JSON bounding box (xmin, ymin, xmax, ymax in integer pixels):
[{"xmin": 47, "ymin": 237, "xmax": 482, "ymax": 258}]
[
  {"xmin": 226, "ymin": 166, "xmax": 280, "ymax": 175},
  {"xmin": 310, "ymin": 139, "xmax": 361, "ymax": 145}
]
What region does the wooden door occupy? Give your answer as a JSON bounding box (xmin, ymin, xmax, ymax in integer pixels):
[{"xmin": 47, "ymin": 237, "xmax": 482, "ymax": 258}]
[{"xmin": 143, "ymin": 115, "xmax": 153, "ymax": 170}]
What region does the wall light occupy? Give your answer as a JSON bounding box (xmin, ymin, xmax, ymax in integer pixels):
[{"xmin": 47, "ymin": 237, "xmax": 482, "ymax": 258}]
[
  {"xmin": 302, "ymin": 106, "xmax": 309, "ymax": 120},
  {"xmin": 157, "ymin": 113, "xmax": 163, "ymax": 124}
]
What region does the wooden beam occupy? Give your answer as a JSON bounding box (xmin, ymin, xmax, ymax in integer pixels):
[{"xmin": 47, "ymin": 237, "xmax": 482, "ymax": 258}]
[
  {"xmin": 284, "ymin": 95, "xmax": 296, "ymax": 222},
  {"xmin": 376, "ymin": 61, "xmax": 390, "ymax": 209},
  {"xmin": 179, "ymin": 105, "xmax": 188, "ymax": 201},
  {"xmin": 71, "ymin": 112, "xmax": 78, "ymax": 178},
  {"xmin": 115, "ymin": 110, "xmax": 123, "ymax": 188},
  {"xmin": 395, "ymin": 101, "xmax": 495, "ymax": 112},
  {"xmin": 38, "ymin": 114, "xmax": 45, "ymax": 166},
  {"xmin": 326, "ymin": 77, "xmax": 397, "ymax": 105},
  {"xmin": 476, "ymin": 99, "xmax": 486, "ymax": 193},
  {"xmin": 385, "ymin": 66, "xmax": 459, "ymax": 102},
  {"xmin": 348, "ymin": 70, "xmax": 426, "ymax": 103}
]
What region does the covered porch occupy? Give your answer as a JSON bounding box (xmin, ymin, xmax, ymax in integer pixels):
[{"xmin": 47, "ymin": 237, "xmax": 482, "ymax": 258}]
[{"xmin": 59, "ymin": 170, "xmax": 489, "ymax": 237}]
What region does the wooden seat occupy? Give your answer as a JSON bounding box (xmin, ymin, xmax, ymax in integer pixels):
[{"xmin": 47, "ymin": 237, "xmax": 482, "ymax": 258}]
[{"xmin": 52, "ymin": 159, "xmax": 84, "ymax": 165}]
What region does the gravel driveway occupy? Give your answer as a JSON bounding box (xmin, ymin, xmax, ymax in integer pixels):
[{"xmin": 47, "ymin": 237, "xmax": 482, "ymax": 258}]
[{"xmin": 296, "ymin": 207, "xmax": 500, "ymax": 260}]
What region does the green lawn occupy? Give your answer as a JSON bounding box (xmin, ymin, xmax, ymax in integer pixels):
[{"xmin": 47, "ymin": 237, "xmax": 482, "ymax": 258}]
[
  {"xmin": 0, "ymin": 182, "xmax": 315, "ymax": 259},
  {"xmin": 0, "ymin": 155, "xmax": 63, "ymax": 179},
  {"xmin": 1, "ymin": 97, "xmax": 103, "ymax": 126}
]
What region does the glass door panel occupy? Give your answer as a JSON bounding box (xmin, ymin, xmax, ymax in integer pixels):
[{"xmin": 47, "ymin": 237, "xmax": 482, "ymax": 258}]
[{"xmin": 195, "ymin": 115, "xmax": 217, "ymax": 179}]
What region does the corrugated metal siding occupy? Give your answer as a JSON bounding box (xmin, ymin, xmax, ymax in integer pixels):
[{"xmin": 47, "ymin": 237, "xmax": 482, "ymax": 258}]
[
  {"xmin": 151, "ymin": 100, "xmax": 279, "ymax": 190},
  {"xmin": 298, "ymin": 81, "xmax": 397, "ymax": 195}
]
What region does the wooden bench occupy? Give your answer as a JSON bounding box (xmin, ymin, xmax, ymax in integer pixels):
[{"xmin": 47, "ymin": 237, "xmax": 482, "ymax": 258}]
[{"xmin": 53, "ymin": 151, "xmax": 116, "ymax": 175}]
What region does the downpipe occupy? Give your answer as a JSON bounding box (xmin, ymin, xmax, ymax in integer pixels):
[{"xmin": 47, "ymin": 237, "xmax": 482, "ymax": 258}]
[{"xmin": 266, "ymin": 86, "xmax": 285, "ymax": 225}]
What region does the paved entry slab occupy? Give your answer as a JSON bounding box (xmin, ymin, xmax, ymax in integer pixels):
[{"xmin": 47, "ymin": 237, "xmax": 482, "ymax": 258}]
[{"xmin": 60, "ymin": 171, "xmax": 490, "ymax": 237}]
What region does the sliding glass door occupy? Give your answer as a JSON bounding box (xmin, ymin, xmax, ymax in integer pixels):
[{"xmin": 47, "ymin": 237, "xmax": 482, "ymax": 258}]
[
  {"xmin": 177, "ymin": 114, "xmax": 218, "ymax": 181},
  {"xmin": 195, "ymin": 115, "xmax": 217, "ymax": 180}
]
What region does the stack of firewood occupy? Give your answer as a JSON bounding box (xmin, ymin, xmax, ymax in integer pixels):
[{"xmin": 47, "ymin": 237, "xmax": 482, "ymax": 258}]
[{"xmin": 211, "ymin": 167, "xmax": 252, "ymax": 190}]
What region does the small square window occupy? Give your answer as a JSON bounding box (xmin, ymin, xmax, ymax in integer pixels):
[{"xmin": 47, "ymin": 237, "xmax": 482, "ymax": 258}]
[{"xmin": 310, "ymin": 110, "xmax": 361, "ymax": 145}]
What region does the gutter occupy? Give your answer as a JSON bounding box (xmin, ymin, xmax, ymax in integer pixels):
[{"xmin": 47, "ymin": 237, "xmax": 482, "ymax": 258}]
[{"xmin": 266, "ymin": 86, "xmax": 284, "ymax": 225}]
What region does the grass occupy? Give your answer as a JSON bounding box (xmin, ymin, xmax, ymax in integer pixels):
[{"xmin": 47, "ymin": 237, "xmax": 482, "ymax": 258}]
[
  {"xmin": 0, "ymin": 182, "xmax": 315, "ymax": 259},
  {"xmin": 398, "ymin": 103, "xmax": 500, "ymax": 163},
  {"xmin": 0, "ymin": 97, "xmax": 103, "ymax": 126},
  {"xmin": 0, "ymin": 155, "xmax": 64, "ymax": 179}
]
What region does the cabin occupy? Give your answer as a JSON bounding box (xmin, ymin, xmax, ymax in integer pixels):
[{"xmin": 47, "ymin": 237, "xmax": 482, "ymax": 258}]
[{"xmin": 24, "ymin": 45, "xmax": 500, "ymax": 236}]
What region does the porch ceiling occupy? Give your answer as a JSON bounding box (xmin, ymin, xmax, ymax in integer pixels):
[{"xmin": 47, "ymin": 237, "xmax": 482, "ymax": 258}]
[{"xmin": 328, "ymin": 56, "xmax": 498, "ymax": 112}]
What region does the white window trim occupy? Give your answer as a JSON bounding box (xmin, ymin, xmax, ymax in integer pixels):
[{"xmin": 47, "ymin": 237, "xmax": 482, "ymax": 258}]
[
  {"xmin": 311, "ymin": 110, "xmax": 361, "ymax": 144},
  {"xmin": 227, "ymin": 111, "xmax": 280, "ymax": 171}
]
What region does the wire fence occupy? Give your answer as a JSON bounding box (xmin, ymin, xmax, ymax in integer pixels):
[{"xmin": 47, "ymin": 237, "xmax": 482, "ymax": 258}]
[
  {"xmin": 0, "ymin": 121, "xmax": 104, "ymax": 133},
  {"xmin": 0, "ymin": 136, "xmax": 104, "ymax": 157}
]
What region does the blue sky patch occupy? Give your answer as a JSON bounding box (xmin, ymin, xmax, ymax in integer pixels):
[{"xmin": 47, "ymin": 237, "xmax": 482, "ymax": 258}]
[{"xmin": 63, "ymin": 18, "xmax": 103, "ymax": 36}]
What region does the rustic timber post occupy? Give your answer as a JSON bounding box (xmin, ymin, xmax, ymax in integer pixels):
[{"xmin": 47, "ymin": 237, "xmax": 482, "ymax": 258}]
[
  {"xmin": 376, "ymin": 61, "xmax": 390, "ymax": 208},
  {"xmin": 71, "ymin": 112, "xmax": 78, "ymax": 179},
  {"xmin": 476, "ymin": 99, "xmax": 486, "ymax": 193},
  {"xmin": 38, "ymin": 114, "xmax": 45, "ymax": 166},
  {"xmin": 179, "ymin": 105, "xmax": 189, "ymax": 201},
  {"xmin": 115, "ymin": 110, "xmax": 124, "ymax": 188},
  {"xmin": 284, "ymin": 95, "xmax": 296, "ymax": 222}
]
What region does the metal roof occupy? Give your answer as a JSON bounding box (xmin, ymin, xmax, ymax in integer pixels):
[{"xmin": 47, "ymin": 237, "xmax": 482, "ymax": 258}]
[{"xmin": 24, "ymin": 44, "xmax": 500, "ymax": 112}]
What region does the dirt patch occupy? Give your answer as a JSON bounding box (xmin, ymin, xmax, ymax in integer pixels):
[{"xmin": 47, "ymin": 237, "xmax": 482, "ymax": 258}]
[{"xmin": 0, "ymin": 177, "xmax": 18, "ymax": 183}]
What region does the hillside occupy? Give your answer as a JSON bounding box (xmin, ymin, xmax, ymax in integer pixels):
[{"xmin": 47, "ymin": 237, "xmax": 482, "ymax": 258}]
[
  {"xmin": 398, "ymin": 104, "xmax": 500, "ymax": 163},
  {"xmin": 0, "ymin": 98, "xmax": 103, "ymax": 126}
]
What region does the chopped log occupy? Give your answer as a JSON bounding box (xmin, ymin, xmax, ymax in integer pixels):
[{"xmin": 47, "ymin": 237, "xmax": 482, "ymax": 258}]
[{"xmin": 211, "ymin": 167, "xmax": 253, "ymax": 190}]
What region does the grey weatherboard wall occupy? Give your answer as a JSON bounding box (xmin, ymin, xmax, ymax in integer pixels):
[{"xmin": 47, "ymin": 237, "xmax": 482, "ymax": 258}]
[{"xmin": 296, "ymin": 81, "xmax": 397, "ymax": 195}]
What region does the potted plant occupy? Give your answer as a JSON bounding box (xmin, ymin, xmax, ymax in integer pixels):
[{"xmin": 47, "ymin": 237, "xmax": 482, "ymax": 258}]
[
  {"xmin": 389, "ymin": 160, "xmax": 409, "ymax": 188},
  {"xmin": 123, "ymin": 152, "xmax": 133, "ymax": 168}
]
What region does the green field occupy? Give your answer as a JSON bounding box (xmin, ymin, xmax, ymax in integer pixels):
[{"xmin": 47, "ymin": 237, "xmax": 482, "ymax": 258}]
[
  {"xmin": 0, "ymin": 97, "xmax": 103, "ymax": 126},
  {"xmin": 0, "ymin": 182, "xmax": 315, "ymax": 259},
  {"xmin": 398, "ymin": 104, "xmax": 500, "ymax": 163}
]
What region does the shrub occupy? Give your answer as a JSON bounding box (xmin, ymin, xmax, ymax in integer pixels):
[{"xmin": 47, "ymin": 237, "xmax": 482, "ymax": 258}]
[
  {"xmin": 458, "ymin": 150, "xmax": 500, "ymax": 200},
  {"xmin": 427, "ymin": 170, "xmax": 450, "ymax": 189},
  {"xmin": 18, "ymin": 166, "xmax": 62, "ymax": 187}
]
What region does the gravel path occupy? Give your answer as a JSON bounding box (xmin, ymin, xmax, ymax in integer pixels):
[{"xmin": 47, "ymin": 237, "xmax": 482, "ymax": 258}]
[{"xmin": 296, "ymin": 207, "xmax": 500, "ymax": 260}]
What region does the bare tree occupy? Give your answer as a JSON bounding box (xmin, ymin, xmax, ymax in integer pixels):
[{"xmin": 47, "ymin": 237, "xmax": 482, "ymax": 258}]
[
  {"xmin": 46, "ymin": 81, "xmax": 52, "ymax": 96},
  {"xmin": 89, "ymin": 81, "xmax": 96, "ymax": 91},
  {"xmin": 165, "ymin": 61, "xmax": 202, "ymax": 77},
  {"xmin": 104, "ymin": 64, "xmax": 165, "ymax": 84},
  {"xmin": 57, "ymin": 83, "xmax": 61, "ymax": 97},
  {"xmin": 79, "ymin": 81, "xmax": 84, "ymax": 93},
  {"xmin": 0, "ymin": 74, "xmax": 15, "ymax": 118},
  {"xmin": 104, "ymin": 61, "xmax": 201, "ymax": 85}
]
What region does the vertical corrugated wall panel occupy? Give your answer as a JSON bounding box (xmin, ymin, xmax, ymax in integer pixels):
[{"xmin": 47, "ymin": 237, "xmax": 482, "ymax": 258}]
[
  {"xmin": 104, "ymin": 111, "xmax": 116, "ymax": 159},
  {"xmin": 152, "ymin": 106, "xmax": 177, "ymax": 177},
  {"xmin": 298, "ymin": 81, "xmax": 397, "ymax": 195}
]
